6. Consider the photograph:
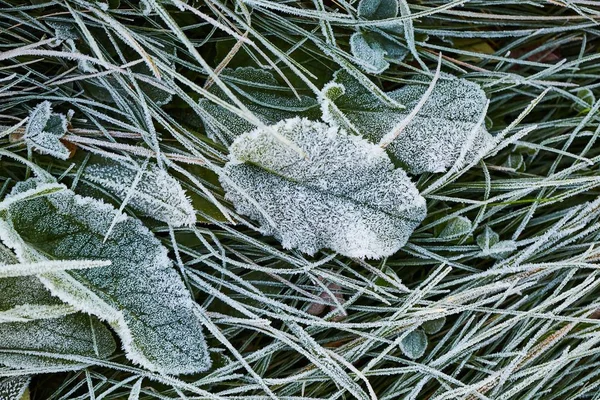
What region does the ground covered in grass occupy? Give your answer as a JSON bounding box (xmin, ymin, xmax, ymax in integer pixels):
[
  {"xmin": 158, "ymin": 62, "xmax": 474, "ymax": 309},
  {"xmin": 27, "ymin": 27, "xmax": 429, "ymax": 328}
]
[{"xmin": 1, "ymin": 0, "xmax": 600, "ymax": 399}]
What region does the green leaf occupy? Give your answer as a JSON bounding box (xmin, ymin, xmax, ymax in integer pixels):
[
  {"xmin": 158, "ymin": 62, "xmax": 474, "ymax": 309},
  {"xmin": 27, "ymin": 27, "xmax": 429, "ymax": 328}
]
[
  {"xmin": 358, "ymin": 0, "xmax": 399, "ymax": 20},
  {"xmin": 0, "ymin": 244, "xmax": 115, "ymax": 371},
  {"xmin": 399, "ymin": 329, "xmax": 427, "ymax": 359},
  {"xmin": 0, "ymin": 314, "xmax": 115, "ymax": 371},
  {"xmin": 476, "ymin": 226, "xmax": 517, "ymax": 259},
  {"xmin": 320, "ymin": 71, "xmax": 495, "ymax": 174},
  {"xmin": 84, "ymin": 160, "xmax": 196, "ymax": 227},
  {"xmin": 0, "ymin": 179, "xmax": 210, "ymax": 375},
  {"xmin": 349, "ymin": 32, "xmax": 390, "ymax": 74},
  {"xmin": 422, "ymin": 317, "xmax": 446, "ymax": 334},
  {"xmin": 23, "ymin": 102, "xmax": 70, "ymax": 160},
  {"xmin": 0, "ymin": 376, "xmax": 30, "ymax": 400},
  {"xmin": 438, "ymin": 216, "xmax": 472, "ymax": 240},
  {"xmin": 221, "ymin": 117, "xmax": 426, "ymax": 259},
  {"xmin": 198, "ymin": 67, "xmax": 319, "ymax": 143}
]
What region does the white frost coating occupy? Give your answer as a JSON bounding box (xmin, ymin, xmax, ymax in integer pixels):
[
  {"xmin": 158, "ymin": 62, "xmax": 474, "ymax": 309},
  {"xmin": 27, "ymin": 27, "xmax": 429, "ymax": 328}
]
[
  {"xmin": 399, "ymin": 329, "xmax": 428, "ymax": 359},
  {"xmin": 320, "ymin": 71, "xmax": 495, "ymax": 174},
  {"xmin": 23, "ymin": 102, "xmax": 70, "ymax": 160},
  {"xmin": 0, "ymin": 259, "xmax": 110, "ymax": 278},
  {"xmin": 221, "ymin": 117, "xmax": 426, "ymax": 259},
  {"xmin": 0, "ymin": 313, "xmax": 115, "ymax": 371},
  {"xmin": 0, "ymin": 239, "xmax": 115, "ymax": 370},
  {"xmin": 350, "ymin": 32, "xmax": 389, "ymax": 74},
  {"xmin": 438, "ymin": 216, "xmax": 472, "ymax": 240},
  {"xmin": 0, "ymin": 376, "xmax": 30, "ymax": 400},
  {"xmin": 85, "ymin": 160, "xmax": 196, "ymax": 227},
  {"xmin": 358, "ymin": 0, "xmax": 399, "ymax": 19},
  {"xmin": 0, "ymin": 179, "xmax": 211, "ymax": 375}
]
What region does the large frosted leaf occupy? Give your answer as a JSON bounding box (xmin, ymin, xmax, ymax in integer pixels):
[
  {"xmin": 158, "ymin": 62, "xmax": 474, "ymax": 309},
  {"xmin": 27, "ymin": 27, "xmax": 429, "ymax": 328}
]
[
  {"xmin": 0, "ymin": 244, "xmax": 115, "ymax": 371},
  {"xmin": 0, "ymin": 180, "xmax": 210, "ymax": 375},
  {"xmin": 0, "ymin": 376, "xmax": 30, "ymax": 400},
  {"xmin": 84, "ymin": 160, "xmax": 196, "ymax": 227},
  {"xmin": 198, "ymin": 67, "xmax": 319, "ymax": 143},
  {"xmin": 23, "ymin": 102, "xmax": 70, "ymax": 160},
  {"xmin": 320, "ymin": 70, "xmax": 495, "ymax": 174},
  {"xmin": 220, "ymin": 117, "xmax": 426, "ymax": 259}
]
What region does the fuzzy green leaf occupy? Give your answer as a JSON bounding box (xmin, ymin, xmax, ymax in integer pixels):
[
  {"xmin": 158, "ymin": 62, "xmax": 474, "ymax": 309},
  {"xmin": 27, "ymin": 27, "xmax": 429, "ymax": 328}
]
[
  {"xmin": 0, "ymin": 179, "xmax": 210, "ymax": 375},
  {"xmin": 221, "ymin": 117, "xmax": 426, "ymax": 259},
  {"xmin": 400, "ymin": 329, "xmax": 428, "ymax": 359}
]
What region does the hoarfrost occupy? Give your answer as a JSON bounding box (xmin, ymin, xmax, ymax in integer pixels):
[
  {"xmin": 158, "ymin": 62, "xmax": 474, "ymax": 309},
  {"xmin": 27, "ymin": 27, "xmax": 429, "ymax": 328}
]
[
  {"xmin": 320, "ymin": 70, "xmax": 495, "ymax": 174},
  {"xmin": 0, "ymin": 244, "xmax": 115, "ymax": 370},
  {"xmin": 399, "ymin": 329, "xmax": 428, "ymax": 359},
  {"xmin": 85, "ymin": 160, "xmax": 196, "ymax": 227},
  {"xmin": 477, "ymin": 226, "xmax": 517, "ymax": 259},
  {"xmin": 0, "ymin": 376, "xmax": 30, "ymax": 400},
  {"xmin": 23, "ymin": 102, "xmax": 70, "ymax": 160},
  {"xmin": 221, "ymin": 117, "xmax": 426, "ymax": 259},
  {"xmin": 0, "ymin": 179, "xmax": 210, "ymax": 375}
]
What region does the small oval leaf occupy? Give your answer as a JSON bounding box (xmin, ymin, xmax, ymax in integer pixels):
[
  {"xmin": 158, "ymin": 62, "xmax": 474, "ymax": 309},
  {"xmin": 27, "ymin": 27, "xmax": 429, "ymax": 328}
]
[{"xmin": 400, "ymin": 329, "xmax": 428, "ymax": 359}]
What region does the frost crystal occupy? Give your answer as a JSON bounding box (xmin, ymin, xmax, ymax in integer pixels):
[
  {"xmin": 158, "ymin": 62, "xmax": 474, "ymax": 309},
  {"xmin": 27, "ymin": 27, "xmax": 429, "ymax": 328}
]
[
  {"xmin": 198, "ymin": 67, "xmax": 318, "ymax": 143},
  {"xmin": 321, "ymin": 70, "xmax": 495, "ymax": 174},
  {"xmin": 221, "ymin": 117, "xmax": 426, "ymax": 259},
  {"xmin": 0, "ymin": 244, "xmax": 115, "ymax": 370},
  {"xmin": 0, "ymin": 376, "xmax": 30, "ymax": 400},
  {"xmin": 0, "ymin": 179, "xmax": 210, "ymax": 375},
  {"xmin": 85, "ymin": 160, "xmax": 196, "ymax": 227},
  {"xmin": 23, "ymin": 102, "xmax": 70, "ymax": 160}
]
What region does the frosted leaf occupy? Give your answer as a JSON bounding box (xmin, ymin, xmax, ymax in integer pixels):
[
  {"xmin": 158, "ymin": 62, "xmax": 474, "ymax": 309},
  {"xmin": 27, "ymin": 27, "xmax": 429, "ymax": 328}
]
[
  {"xmin": 350, "ymin": 32, "xmax": 389, "ymax": 74},
  {"xmin": 0, "ymin": 376, "xmax": 30, "ymax": 400},
  {"xmin": 0, "ymin": 179, "xmax": 210, "ymax": 374},
  {"xmin": 358, "ymin": 0, "xmax": 398, "ymax": 19},
  {"xmin": 477, "ymin": 227, "xmax": 517, "ymax": 260},
  {"xmin": 320, "ymin": 70, "xmax": 495, "ymax": 174},
  {"xmin": 0, "ymin": 244, "xmax": 115, "ymax": 370},
  {"xmin": 438, "ymin": 216, "xmax": 472, "ymax": 240},
  {"xmin": 221, "ymin": 117, "xmax": 426, "ymax": 259},
  {"xmin": 0, "ymin": 314, "xmax": 116, "ymax": 371},
  {"xmin": 84, "ymin": 160, "xmax": 196, "ymax": 227},
  {"xmin": 198, "ymin": 67, "xmax": 319, "ymax": 143},
  {"xmin": 47, "ymin": 21, "xmax": 78, "ymax": 41},
  {"xmin": 23, "ymin": 102, "xmax": 69, "ymax": 160},
  {"xmin": 422, "ymin": 317, "xmax": 446, "ymax": 334},
  {"xmin": 399, "ymin": 329, "xmax": 427, "ymax": 359}
]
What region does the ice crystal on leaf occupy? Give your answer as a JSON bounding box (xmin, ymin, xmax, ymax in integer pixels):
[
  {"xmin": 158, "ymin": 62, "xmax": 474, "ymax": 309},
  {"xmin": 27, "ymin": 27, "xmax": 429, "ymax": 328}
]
[
  {"xmin": 399, "ymin": 329, "xmax": 428, "ymax": 359},
  {"xmin": 23, "ymin": 102, "xmax": 70, "ymax": 160},
  {"xmin": 0, "ymin": 179, "xmax": 210, "ymax": 375},
  {"xmin": 220, "ymin": 117, "xmax": 426, "ymax": 259},
  {"xmin": 0, "ymin": 244, "xmax": 115, "ymax": 371},
  {"xmin": 85, "ymin": 159, "xmax": 196, "ymax": 227},
  {"xmin": 320, "ymin": 70, "xmax": 495, "ymax": 174},
  {"xmin": 198, "ymin": 67, "xmax": 319, "ymax": 143},
  {"xmin": 0, "ymin": 375, "xmax": 30, "ymax": 400},
  {"xmin": 350, "ymin": 0, "xmax": 407, "ymax": 74}
]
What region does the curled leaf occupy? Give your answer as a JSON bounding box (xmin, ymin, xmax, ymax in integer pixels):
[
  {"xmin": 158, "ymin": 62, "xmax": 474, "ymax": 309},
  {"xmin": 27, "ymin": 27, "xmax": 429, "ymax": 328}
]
[{"xmin": 221, "ymin": 117, "xmax": 426, "ymax": 259}]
